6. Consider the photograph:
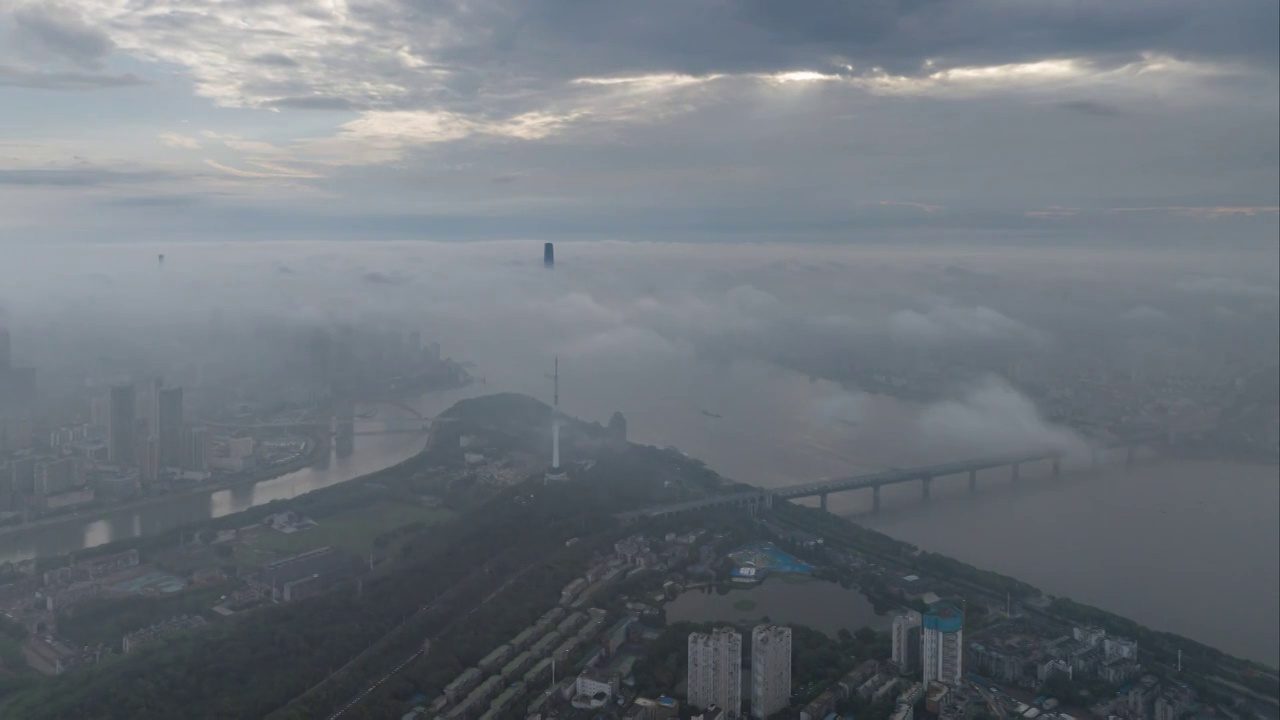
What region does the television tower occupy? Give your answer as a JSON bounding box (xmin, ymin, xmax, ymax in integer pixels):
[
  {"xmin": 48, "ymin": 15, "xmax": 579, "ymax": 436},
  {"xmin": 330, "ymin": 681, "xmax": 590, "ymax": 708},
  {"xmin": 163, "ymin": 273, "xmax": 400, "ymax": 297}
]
[{"xmin": 545, "ymin": 357, "xmax": 567, "ymax": 482}]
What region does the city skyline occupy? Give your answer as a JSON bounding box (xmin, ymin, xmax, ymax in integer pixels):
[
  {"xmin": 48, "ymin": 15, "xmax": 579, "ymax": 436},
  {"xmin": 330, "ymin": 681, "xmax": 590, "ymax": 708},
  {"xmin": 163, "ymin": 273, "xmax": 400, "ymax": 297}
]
[{"xmin": 0, "ymin": 0, "xmax": 1275, "ymax": 716}]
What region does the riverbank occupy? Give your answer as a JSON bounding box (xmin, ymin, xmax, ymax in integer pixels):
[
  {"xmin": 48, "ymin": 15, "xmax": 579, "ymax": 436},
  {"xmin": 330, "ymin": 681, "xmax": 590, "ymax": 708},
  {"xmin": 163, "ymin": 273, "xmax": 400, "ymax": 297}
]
[
  {"xmin": 857, "ymin": 457, "xmax": 1280, "ymax": 669},
  {"xmin": 0, "ymin": 431, "xmax": 326, "ymax": 542},
  {"xmin": 0, "ymin": 382, "xmax": 487, "ymax": 565}
]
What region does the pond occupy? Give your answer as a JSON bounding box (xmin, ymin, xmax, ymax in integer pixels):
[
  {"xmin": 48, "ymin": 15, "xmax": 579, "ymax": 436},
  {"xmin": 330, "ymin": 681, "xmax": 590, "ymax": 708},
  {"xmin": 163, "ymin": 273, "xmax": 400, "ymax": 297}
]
[{"xmin": 664, "ymin": 577, "xmax": 893, "ymax": 637}]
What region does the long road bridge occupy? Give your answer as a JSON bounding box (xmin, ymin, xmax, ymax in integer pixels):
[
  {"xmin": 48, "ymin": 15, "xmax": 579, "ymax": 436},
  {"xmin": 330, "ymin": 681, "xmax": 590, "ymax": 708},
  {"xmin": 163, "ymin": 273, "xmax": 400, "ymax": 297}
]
[
  {"xmin": 619, "ymin": 432, "xmax": 1167, "ymax": 522},
  {"xmin": 196, "ymin": 400, "xmax": 433, "ymax": 437},
  {"xmin": 198, "ymin": 419, "xmax": 431, "ymax": 436}
]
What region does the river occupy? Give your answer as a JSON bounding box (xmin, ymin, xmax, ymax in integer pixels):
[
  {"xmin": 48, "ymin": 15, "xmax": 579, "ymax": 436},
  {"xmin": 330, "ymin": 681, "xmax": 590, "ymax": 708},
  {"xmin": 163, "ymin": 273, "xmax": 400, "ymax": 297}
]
[
  {"xmin": 502, "ymin": 361, "xmax": 1278, "ymax": 667},
  {"xmin": 0, "ymin": 385, "xmax": 485, "ymax": 565}
]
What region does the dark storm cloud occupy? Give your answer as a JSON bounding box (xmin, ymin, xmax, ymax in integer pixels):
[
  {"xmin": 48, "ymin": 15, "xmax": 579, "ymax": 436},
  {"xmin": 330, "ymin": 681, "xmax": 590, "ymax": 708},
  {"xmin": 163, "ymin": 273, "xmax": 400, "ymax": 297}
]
[
  {"xmin": 10, "ymin": 2, "xmax": 116, "ymax": 68},
  {"xmin": 416, "ymin": 0, "xmax": 1278, "ymax": 82}
]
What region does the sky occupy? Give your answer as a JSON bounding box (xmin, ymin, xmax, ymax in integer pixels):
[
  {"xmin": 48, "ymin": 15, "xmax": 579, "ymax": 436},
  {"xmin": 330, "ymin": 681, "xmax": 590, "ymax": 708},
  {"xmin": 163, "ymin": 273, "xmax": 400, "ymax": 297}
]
[{"xmin": 0, "ymin": 0, "xmax": 1277, "ymax": 245}]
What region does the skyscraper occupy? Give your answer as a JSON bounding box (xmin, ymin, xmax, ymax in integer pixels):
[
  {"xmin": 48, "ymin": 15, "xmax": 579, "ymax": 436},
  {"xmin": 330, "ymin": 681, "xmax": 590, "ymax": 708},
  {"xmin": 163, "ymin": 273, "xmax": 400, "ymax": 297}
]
[
  {"xmin": 544, "ymin": 242, "xmax": 555, "ymax": 268},
  {"xmin": 751, "ymin": 625, "xmax": 792, "ymax": 719},
  {"xmin": 891, "ymin": 611, "xmax": 922, "ymax": 674},
  {"xmin": 90, "ymin": 394, "xmax": 110, "ymax": 431},
  {"xmin": 109, "ymin": 383, "xmax": 137, "ymax": 466},
  {"xmin": 157, "ymin": 387, "xmax": 184, "ymax": 469},
  {"xmin": 140, "ymin": 375, "xmax": 164, "ymax": 427},
  {"xmin": 185, "ymin": 426, "xmax": 209, "ymax": 472},
  {"xmin": 922, "ymin": 603, "xmax": 964, "ymax": 687},
  {"xmin": 138, "ymin": 434, "xmax": 160, "ymax": 484},
  {"xmin": 688, "ymin": 628, "xmax": 742, "ymax": 717},
  {"xmin": 0, "ymin": 325, "xmax": 9, "ymax": 370}
]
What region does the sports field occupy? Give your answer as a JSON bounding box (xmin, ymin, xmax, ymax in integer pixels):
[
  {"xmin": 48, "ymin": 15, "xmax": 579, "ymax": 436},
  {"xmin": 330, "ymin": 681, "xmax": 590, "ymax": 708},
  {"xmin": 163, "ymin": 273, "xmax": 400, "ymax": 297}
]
[
  {"xmin": 239, "ymin": 502, "xmax": 453, "ymax": 562},
  {"xmin": 728, "ymin": 543, "xmax": 814, "ymax": 574}
]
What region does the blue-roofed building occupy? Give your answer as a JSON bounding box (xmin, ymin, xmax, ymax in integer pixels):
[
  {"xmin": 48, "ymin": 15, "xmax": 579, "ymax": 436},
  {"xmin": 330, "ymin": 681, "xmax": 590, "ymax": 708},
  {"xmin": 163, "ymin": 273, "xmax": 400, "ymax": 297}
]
[{"xmin": 922, "ymin": 603, "xmax": 964, "ymax": 687}]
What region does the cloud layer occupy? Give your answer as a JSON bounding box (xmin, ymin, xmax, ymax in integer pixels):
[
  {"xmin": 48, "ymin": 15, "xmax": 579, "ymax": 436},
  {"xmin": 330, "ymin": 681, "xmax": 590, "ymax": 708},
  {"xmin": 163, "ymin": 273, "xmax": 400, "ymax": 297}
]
[{"xmin": 0, "ymin": 0, "xmax": 1276, "ymax": 244}]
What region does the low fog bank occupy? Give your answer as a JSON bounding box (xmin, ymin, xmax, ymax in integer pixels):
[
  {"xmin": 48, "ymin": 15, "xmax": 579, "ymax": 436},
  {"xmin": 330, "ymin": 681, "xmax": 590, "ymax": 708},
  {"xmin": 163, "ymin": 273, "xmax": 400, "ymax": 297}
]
[{"xmin": 0, "ymin": 240, "xmax": 1275, "ymax": 481}]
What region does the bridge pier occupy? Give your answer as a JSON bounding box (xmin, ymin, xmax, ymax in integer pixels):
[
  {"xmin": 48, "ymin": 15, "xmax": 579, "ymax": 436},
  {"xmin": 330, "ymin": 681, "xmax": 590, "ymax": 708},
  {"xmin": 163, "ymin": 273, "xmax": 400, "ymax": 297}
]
[
  {"xmin": 968, "ymin": 469, "xmax": 977, "ymax": 493},
  {"xmin": 921, "ymin": 477, "xmax": 932, "ymax": 502},
  {"xmin": 1011, "ymin": 463, "xmax": 1021, "ymax": 482},
  {"xmin": 819, "ymin": 493, "xmax": 829, "ymax": 512},
  {"xmin": 871, "ymin": 486, "xmax": 881, "ymax": 514},
  {"xmin": 1052, "ymin": 457, "xmax": 1061, "ymax": 478}
]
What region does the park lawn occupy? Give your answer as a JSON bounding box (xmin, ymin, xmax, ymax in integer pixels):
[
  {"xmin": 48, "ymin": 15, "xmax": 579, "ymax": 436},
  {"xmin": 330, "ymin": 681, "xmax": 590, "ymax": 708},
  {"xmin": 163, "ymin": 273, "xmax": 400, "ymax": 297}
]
[
  {"xmin": 0, "ymin": 632, "xmax": 24, "ymax": 669},
  {"xmin": 243, "ymin": 502, "xmax": 454, "ymax": 556}
]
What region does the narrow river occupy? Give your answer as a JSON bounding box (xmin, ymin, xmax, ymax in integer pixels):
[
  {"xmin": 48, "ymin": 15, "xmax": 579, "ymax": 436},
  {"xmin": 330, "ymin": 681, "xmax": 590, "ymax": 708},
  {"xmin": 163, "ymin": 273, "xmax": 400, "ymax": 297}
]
[{"xmin": 0, "ymin": 385, "xmax": 485, "ymax": 564}]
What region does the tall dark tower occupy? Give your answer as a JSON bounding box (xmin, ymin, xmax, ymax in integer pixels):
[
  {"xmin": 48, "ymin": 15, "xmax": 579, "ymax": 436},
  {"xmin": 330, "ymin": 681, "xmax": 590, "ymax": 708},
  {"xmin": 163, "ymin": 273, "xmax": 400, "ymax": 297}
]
[{"xmin": 543, "ymin": 242, "xmax": 554, "ymax": 268}]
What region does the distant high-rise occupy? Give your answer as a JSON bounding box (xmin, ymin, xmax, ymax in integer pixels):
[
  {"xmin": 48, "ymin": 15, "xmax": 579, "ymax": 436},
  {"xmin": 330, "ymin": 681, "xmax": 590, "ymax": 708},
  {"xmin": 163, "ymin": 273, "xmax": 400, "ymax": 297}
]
[
  {"xmin": 140, "ymin": 375, "xmax": 164, "ymax": 426},
  {"xmin": 157, "ymin": 387, "xmax": 184, "ymax": 469},
  {"xmin": 185, "ymin": 426, "xmax": 210, "ymax": 472},
  {"xmin": 544, "ymin": 242, "xmax": 555, "ymax": 268},
  {"xmin": 109, "ymin": 383, "xmax": 137, "ymax": 466},
  {"xmin": 922, "ymin": 603, "xmax": 964, "ymax": 687},
  {"xmin": 892, "ymin": 611, "xmax": 922, "ymax": 674},
  {"xmin": 35, "ymin": 457, "xmax": 80, "ymax": 496},
  {"xmin": 90, "ymin": 394, "xmax": 110, "ymax": 430},
  {"xmin": 688, "ymin": 628, "xmax": 742, "ymax": 717},
  {"xmin": 138, "ymin": 434, "xmax": 160, "ymax": 484},
  {"xmin": 751, "ymin": 625, "xmax": 792, "ymax": 719},
  {"xmin": 0, "ymin": 326, "xmax": 36, "ymax": 409}
]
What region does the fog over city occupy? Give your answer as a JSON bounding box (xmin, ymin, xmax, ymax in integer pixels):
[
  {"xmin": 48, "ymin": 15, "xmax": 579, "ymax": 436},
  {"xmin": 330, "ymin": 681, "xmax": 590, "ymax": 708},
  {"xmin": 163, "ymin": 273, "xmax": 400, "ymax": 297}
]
[
  {"xmin": 2, "ymin": 241, "xmax": 1276, "ymax": 466},
  {"xmin": 0, "ymin": 0, "xmax": 1277, "ymax": 718}
]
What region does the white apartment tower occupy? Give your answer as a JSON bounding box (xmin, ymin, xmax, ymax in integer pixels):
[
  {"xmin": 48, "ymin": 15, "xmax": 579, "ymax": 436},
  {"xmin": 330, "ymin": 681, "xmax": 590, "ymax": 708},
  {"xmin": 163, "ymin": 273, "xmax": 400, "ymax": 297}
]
[
  {"xmin": 688, "ymin": 627, "xmax": 742, "ymax": 718},
  {"xmin": 892, "ymin": 611, "xmax": 922, "ymax": 673},
  {"xmin": 750, "ymin": 624, "xmax": 792, "ymax": 719},
  {"xmin": 922, "ymin": 603, "xmax": 964, "ymax": 687}
]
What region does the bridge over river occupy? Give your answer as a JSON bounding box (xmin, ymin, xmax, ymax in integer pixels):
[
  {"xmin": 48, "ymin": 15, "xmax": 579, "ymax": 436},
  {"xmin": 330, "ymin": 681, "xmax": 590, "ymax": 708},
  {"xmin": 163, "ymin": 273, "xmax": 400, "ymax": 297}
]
[
  {"xmin": 619, "ymin": 432, "xmax": 1166, "ymax": 521},
  {"xmin": 197, "ymin": 400, "xmax": 435, "ymax": 437}
]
